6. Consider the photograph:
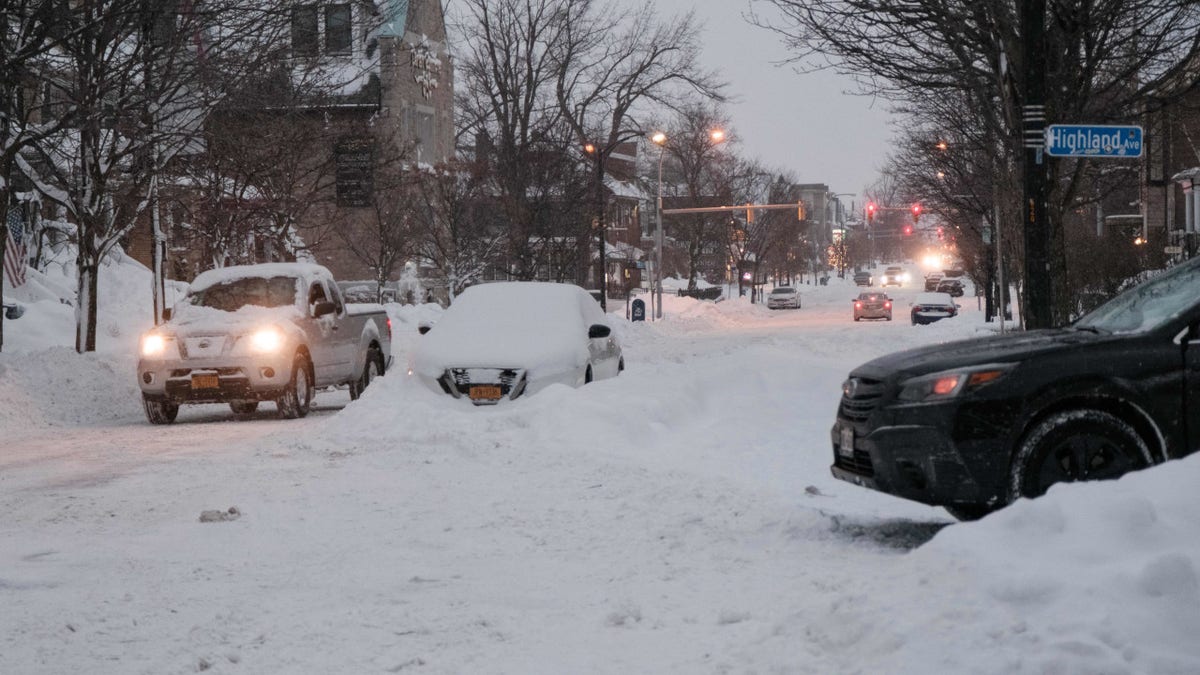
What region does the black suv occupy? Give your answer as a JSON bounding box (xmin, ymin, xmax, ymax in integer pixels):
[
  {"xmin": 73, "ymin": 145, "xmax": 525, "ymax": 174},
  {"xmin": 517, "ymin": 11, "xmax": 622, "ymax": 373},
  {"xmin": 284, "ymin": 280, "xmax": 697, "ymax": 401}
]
[{"xmin": 831, "ymin": 257, "xmax": 1200, "ymax": 520}]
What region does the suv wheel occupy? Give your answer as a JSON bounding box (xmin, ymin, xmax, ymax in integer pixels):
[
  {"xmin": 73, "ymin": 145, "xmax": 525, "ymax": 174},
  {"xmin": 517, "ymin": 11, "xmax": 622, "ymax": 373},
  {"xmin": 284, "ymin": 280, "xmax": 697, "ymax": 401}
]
[{"xmin": 1009, "ymin": 409, "xmax": 1152, "ymax": 501}]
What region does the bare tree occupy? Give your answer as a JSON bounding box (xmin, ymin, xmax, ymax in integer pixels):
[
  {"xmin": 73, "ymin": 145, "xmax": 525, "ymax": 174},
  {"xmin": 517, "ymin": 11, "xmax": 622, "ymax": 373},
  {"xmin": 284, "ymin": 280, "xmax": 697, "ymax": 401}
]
[
  {"xmin": 23, "ymin": 1, "xmax": 289, "ymax": 351},
  {"xmin": 553, "ymin": 1, "xmax": 724, "ymax": 308},
  {"xmin": 411, "ymin": 161, "xmax": 505, "ymax": 303}
]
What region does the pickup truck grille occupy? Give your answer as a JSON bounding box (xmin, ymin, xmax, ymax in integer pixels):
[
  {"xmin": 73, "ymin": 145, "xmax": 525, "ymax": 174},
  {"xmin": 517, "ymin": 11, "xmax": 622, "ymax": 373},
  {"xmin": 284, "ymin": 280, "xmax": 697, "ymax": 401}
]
[{"xmin": 839, "ymin": 376, "xmax": 886, "ymax": 422}]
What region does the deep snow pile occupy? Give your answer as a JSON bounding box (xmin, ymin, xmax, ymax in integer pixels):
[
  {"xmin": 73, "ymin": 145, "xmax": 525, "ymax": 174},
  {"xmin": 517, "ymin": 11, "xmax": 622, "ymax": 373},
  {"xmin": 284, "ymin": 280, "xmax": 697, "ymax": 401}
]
[{"xmin": 1, "ymin": 266, "xmax": 1197, "ymax": 674}]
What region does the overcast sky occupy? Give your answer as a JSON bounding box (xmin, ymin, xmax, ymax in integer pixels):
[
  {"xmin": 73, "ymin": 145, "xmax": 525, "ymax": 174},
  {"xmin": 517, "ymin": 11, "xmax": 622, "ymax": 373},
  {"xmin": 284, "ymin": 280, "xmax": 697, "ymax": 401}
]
[{"xmin": 651, "ymin": 0, "xmax": 896, "ymax": 205}]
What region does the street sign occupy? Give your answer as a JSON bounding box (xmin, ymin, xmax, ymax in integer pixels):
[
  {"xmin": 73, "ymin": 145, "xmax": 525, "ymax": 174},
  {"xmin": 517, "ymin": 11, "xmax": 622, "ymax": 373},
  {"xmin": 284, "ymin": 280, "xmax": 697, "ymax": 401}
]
[
  {"xmin": 1164, "ymin": 245, "xmax": 1183, "ymax": 254},
  {"xmin": 1045, "ymin": 125, "xmax": 1142, "ymax": 158}
]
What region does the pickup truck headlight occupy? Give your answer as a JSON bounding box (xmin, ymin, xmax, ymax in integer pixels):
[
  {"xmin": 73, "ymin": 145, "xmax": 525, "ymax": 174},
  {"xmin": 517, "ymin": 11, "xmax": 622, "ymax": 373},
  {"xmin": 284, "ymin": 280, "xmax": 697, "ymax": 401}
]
[
  {"xmin": 248, "ymin": 328, "xmax": 284, "ymax": 353},
  {"xmin": 897, "ymin": 364, "xmax": 1015, "ymax": 402},
  {"xmin": 141, "ymin": 333, "xmax": 167, "ymax": 358}
]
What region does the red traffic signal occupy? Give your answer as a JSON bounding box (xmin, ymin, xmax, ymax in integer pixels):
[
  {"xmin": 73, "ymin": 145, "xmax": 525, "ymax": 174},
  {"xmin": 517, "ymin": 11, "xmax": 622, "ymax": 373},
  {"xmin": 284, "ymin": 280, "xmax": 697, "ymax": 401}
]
[
  {"xmin": 866, "ymin": 202, "xmax": 877, "ymax": 223},
  {"xmin": 911, "ymin": 203, "xmax": 922, "ymax": 224},
  {"xmin": 903, "ymin": 225, "xmax": 913, "ymax": 236}
]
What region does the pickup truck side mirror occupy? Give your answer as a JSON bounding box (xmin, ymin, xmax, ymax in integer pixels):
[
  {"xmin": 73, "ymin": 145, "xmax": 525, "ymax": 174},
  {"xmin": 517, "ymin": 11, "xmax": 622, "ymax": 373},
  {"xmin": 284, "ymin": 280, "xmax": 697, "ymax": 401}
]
[
  {"xmin": 313, "ymin": 300, "xmax": 337, "ymax": 318},
  {"xmin": 162, "ymin": 307, "xmax": 172, "ymax": 321},
  {"xmin": 588, "ymin": 324, "xmax": 611, "ymax": 339}
]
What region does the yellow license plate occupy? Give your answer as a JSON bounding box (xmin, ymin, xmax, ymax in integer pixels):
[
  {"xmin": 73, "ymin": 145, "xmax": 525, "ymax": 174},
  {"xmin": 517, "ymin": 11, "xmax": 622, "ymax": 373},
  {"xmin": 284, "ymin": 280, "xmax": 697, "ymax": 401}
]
[
  {"xmin": 192, "ymin": 374, "xmax": 220, "ymax": 389},
  {"xmin": 469, "ymin": 385, "xmax": 502, "ymax": 401}
]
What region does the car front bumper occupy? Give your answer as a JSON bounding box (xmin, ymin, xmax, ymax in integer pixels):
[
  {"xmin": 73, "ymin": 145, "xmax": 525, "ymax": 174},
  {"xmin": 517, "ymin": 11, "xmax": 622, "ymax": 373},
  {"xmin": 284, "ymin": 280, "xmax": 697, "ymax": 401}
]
[
  {"xmin": 138, "ymin": 353, "xmax": 296, "ymax": 404},
  {"xmin": 829, "ymin": 402, "xmax": 1009, "ymax": 508}
]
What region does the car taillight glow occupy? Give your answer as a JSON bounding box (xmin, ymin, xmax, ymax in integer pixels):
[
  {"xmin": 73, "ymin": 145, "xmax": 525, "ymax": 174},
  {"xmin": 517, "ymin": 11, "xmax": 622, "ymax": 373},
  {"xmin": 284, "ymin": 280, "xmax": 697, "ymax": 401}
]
[
  {"xmin": 386, "ymin": 318, "xmax": 393, "ymax": 338},
  {"xmin": 884, "ymin": 302, "xmax": 891, "ymax": 309},
  {"xmin": 855, "ymin": 302, "xmax": 862, "ymax": 309}
]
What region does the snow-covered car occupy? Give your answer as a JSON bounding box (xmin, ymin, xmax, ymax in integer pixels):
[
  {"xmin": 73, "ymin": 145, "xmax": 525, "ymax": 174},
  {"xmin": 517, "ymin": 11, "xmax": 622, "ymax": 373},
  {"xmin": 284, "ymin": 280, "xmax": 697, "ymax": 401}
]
[
  {"xmin": 910, "ymin": 292, "xmax": 959, "ymax": 325},
  {"xmin": 936, "ymin": 278, "xmax": 965, "ymax": 297},
  {"xmin": 853, "ymin": 292, "xmax": 892, "ymax": 321},
  {"xmin": 924, "ymin": 273, "xmax": 943, "ymax": 291},
  {"xmin": 766, "ymin": 286, "xmax": 801, "ymax": 309},
  {"xmin": 137, "ymin": 263, "xmax": 392, "ymax": 424},
  {"xmin": 410, "ymin": 282, "xmax": 623, "ymax": 404}
]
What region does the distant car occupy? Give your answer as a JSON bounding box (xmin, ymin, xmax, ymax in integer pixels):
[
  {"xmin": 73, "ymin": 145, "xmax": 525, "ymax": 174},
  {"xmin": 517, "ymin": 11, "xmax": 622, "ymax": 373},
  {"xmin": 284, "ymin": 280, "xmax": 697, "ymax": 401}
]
[
  {"xmin": 911, "ymin": 292, "xmax": 959, "ymax": 325},
  {"xmin": 767, "ymin": 286, "xmax": 802, "ymax": 309},
  {"xmin": 410, "ymin": 282, "xmax": 623, "ymax": 405},
  {"xmin": 853, "ymin": 271, "xmax": 873, "ymax": 287},
  {"xmin": 881, "ymin": 266, "xmax": 909, "ymax": 287},
  {"xmin": 832, "ymin": 254, "xmax": 1200, "ymax": 521},
  {"xmin": 936, "ymin": 278, "xmax": 965, "ymax": 297},
  {"xmin": 853, "ymin": 292, "xmax": 892, "ymax": 321},
  {"xmin": 924, "ymin": 273, "xmax": 944, "ymax": 291}
]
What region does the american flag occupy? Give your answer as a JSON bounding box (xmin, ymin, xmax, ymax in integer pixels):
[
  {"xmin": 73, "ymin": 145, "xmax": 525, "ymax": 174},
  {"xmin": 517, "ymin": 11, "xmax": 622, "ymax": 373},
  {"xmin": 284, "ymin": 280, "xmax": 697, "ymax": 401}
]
[{"xmin": 4, "ymin": 208, "xmax": 28, "ymax": 288}]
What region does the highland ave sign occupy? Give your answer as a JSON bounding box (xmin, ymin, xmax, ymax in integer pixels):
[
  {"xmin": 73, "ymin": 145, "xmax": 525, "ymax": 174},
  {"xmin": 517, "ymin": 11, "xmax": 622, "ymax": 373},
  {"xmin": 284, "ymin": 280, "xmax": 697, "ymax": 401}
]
[{"xmin": 1045, "ymin": 124, "xmax": 1143, "ymax": 158}]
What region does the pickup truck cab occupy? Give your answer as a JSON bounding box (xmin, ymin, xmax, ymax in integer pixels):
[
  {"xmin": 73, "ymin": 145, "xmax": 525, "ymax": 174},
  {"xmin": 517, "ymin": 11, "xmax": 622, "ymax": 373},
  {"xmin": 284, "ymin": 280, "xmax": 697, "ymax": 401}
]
[{"xmin": 137, "ymin": 263, "xmax": 392, "ymax": 424}]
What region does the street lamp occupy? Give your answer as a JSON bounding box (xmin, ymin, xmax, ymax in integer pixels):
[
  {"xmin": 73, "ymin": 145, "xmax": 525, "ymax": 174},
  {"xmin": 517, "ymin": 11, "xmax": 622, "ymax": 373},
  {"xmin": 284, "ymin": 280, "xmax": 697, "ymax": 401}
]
[{"xmin": 651, "ymin": 128, "xmax": 724, "ymax": 320}]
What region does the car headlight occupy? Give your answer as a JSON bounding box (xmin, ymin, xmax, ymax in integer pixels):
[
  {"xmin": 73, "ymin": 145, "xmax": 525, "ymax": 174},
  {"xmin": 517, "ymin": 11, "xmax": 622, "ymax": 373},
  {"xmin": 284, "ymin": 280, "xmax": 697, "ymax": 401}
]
[
  {"xmin": 141, "ymin": 333, "xmax": 167, "ymax": 358},
  {"xmin": 897, "ymin": 364, "xmax": 1015, "ymax": 402},
  {"xmin": 248, "ymin": 328, "xmax": 284, "ymax": 353}
]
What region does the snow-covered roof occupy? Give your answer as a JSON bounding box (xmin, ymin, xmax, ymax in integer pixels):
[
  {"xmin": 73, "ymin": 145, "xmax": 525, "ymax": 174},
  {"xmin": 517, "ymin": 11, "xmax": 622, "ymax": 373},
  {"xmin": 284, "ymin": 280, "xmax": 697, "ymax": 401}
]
[{"xmin": 189, "ymin": 263, "xmax": 332, "ymax": 294}]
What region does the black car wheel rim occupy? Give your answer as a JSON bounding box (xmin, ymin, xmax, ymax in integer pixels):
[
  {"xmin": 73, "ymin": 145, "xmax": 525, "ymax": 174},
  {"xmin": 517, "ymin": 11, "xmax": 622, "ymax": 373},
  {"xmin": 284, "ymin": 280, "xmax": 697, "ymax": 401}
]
[{"xmin": 1031, "ymin": 434, "xmax": 1138, "ymax": 495}]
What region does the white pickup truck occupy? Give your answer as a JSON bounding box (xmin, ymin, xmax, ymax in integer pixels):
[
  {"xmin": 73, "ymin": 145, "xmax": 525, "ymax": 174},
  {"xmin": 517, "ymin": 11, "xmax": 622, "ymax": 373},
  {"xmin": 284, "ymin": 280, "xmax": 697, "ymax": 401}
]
[{"xmin": 136, "ymin": 263, "xmax": 392, "ymax": 424}]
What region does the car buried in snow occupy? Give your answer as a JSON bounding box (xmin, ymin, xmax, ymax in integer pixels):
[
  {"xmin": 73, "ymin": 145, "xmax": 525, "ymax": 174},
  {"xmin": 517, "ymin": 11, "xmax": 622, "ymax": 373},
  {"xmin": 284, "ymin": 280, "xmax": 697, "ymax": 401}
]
[
  {"xmin": 831, "ymin": 256, "xmax": 1200, "ymax": 520},
  {"xmin": 136, "ymin": 263, "xmax": 392, "ymax": 424},
  {"xmin": 410, "ymin": 282, "xmax": 623, "ymax": 405},
  {"xmin": 766, "ymin": 286, "xmax": 802, "ymax": 310}
]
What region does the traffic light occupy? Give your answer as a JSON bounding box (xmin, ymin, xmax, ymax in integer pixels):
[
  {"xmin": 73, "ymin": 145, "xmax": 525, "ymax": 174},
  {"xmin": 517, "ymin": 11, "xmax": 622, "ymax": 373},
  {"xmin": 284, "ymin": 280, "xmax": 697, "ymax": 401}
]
[
  {"xmin": 937, "ymin": 226, "xmax": 944, "ymax": 240},
  {"xmin": 903, "ymin": 225, "xmax": 913, "ymax": 236},
  {"xmin": 866, "ymin": 202, "xmax": 877, "ymax": 223},
  {"xmin": 797, "ymin": 201, "xmax": 806, "ymax": 221},
  {"xmin": 746, "ymin": 203, "xmax": 755, "ymax": 224},
  {"xmin": 911, "ymin": 203, "xmax": 922, "ymax": 224}
]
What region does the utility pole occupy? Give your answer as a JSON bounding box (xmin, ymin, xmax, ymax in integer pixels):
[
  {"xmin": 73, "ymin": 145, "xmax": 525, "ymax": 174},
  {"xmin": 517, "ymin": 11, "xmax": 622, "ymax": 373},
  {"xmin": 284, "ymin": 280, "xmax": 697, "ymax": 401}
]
[{"xmin": 1021, "ymin": 0, "xmax": 1050, "ymax": 329}]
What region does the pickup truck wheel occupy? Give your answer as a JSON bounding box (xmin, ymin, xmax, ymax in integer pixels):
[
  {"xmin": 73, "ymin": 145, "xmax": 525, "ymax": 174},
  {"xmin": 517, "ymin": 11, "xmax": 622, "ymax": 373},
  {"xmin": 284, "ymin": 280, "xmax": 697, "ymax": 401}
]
[
  {"xmin": 143, "ymin": 395, "xmax": 179, "ymax": 425},
  {"xmin": 362, "ymin": 348, "xmax": 383, "ymax": 390},
  {"xmin": 230, "ymin": 401, "xmax": 258, "ymax": 415},
  {"xmin": 943, "ymin": 503, "xmax": 996, "ymax": 521},
  {"xmin": 277, "ymin": 353, "xmax": 314, "ymax": 419},
  {"xmin": 1009, "ymin": 409, "xmax": 1151, "ymax": 502}
]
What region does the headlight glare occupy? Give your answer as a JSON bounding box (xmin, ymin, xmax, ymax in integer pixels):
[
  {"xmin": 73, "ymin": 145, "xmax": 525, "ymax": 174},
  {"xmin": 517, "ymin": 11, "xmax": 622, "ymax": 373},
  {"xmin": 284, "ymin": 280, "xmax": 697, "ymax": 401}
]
[
  {"xmin": 249, "ymin": 328, "xmax": 284, "ymax": 353},
  {"xmin": 142, "ymin": 334, "xmax": 166, "ymax": 358}
]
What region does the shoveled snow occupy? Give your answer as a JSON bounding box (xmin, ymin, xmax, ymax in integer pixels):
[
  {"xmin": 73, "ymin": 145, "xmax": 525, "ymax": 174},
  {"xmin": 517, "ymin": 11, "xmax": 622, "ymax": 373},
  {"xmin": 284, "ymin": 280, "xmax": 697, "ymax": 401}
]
[{"xmin": 2, "ymin": 264, "xmax": 1198, "ymax": 674}]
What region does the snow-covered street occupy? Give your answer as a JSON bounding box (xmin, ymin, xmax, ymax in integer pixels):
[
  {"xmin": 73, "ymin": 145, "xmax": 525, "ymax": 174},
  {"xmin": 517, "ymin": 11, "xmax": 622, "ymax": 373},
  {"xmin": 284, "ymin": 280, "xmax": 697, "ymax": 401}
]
[{"xmin": 3, "ymin": 275, "xmax": 1200, "ymax": 674}]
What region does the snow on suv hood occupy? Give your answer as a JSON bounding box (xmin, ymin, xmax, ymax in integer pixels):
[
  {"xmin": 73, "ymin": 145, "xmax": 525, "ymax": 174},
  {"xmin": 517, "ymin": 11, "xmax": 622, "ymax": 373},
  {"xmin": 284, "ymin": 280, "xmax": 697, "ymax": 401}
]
[{"xmin": 166, "ymin": 304, "xmax": 305, "ymax": 337}]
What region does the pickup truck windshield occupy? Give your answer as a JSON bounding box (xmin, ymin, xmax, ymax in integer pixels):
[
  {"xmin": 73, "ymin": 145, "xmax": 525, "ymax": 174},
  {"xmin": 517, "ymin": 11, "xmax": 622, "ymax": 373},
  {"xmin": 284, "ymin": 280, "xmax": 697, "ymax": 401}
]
[
  {"xmin": 1074, "ymin": 260, "xmax": 1200, "ymax": 334},
  {"xmin": 188, "ymin": 276, "xmax": 297, "ymax": 312}
]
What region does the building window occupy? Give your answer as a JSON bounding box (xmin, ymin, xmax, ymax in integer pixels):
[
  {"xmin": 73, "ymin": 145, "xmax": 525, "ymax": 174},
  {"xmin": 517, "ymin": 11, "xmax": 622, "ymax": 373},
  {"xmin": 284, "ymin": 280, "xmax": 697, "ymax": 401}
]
[
  {"xmin": 291, "ymin": 5, "xmax": 318, "ymax": 56},
  {"xmin": 324, "ymin": 4, "xmax": 352, "ymax": 54}
]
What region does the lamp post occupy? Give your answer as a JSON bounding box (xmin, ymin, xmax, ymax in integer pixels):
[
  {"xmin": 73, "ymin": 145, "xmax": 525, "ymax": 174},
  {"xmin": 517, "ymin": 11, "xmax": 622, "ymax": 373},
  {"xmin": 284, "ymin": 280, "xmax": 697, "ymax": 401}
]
[
  {"xmin": 650, "ymin": 128, "xmax": 725, "ymax": 319},
  {"xmin": 583, "ymin": 142, "xmax": 608, "ymax": 312},
  {"xmin": 652, "ymin": 132, "xmax": 667, "ymax": 320}
]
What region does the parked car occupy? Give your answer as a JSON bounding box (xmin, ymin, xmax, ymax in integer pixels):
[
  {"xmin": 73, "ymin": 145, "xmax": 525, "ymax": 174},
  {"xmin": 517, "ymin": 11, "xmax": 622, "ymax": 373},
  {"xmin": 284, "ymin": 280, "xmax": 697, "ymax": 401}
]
[
  {"xmin": 831, "ymin": 256, "xmax": 1200, "ymax": 520},
  {"xmin": 910, "ymin": 292, "xmax": 959, "ymax": 325},
  {"xmin": 935, "ymin": 278, "xmax": 965, "ymax": 297},
  {"xmin": 853, "ymin": 292, "xmax": 892, "ymax": 321},
  {"xmin": 923, "ymin": 273, "xmax": 944, "ymax": 291},
  {"xmin": 881, "ymin": 266, "xmax": 909, "ymax": 287},
  {"xmin": 410, "ymin": 282, "xmax": 623, "ymax": 405},
  {"xmin": 137, "ymin": 263, "xmax": 392, "ymax": 424},
  {"xmin": 853, "ymin": 271, "xmax": 873, "ymax": 287},
  {"xmin": 767, "ymin": 286, "xmax": 802, "ymax": 309}
]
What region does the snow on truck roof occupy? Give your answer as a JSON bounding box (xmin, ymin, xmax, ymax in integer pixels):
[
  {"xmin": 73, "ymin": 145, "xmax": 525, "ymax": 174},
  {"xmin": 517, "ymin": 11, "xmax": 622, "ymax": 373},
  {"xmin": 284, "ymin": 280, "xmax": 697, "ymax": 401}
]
[{"xmin": 188, "ymin": 263, "xmax": 333, "ymax": 294}]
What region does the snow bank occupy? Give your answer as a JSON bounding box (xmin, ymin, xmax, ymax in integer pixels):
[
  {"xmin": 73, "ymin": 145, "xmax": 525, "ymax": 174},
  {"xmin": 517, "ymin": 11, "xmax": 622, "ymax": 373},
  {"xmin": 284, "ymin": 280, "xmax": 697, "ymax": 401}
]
[{"xmin": 0, "ymin": 348, "xmax": 140, "ymax": 430}]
